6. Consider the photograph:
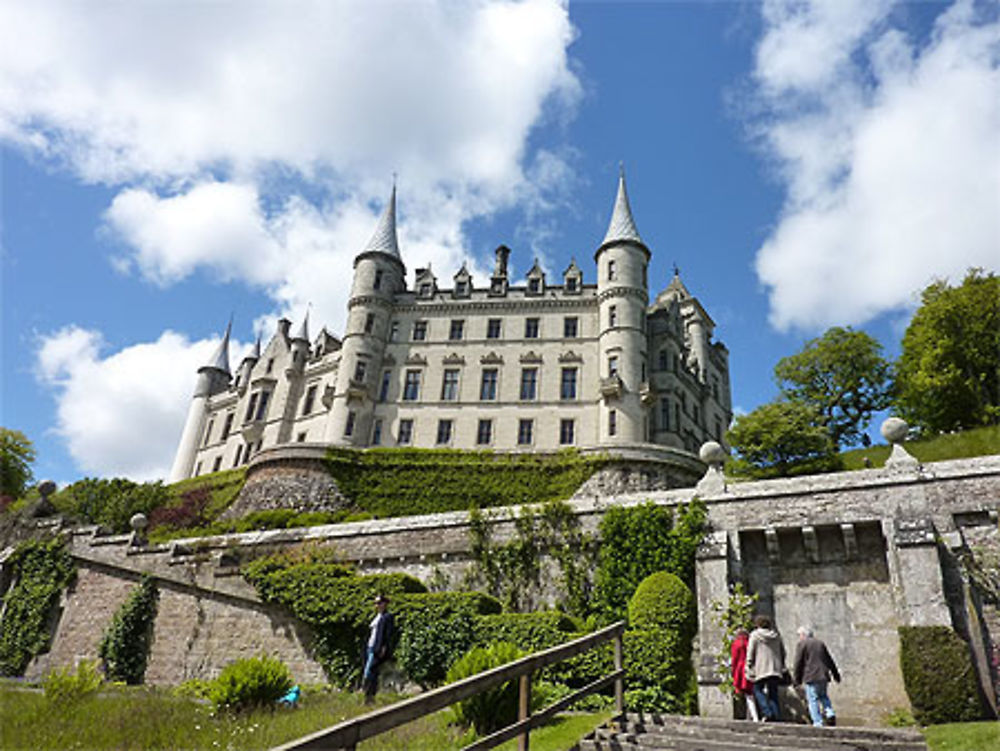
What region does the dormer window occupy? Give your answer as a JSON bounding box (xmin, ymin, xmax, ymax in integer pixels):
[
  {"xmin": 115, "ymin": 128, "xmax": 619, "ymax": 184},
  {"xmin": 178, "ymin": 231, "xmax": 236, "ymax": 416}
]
[
  {"xmin": 455, "ymin": 281, "xmax": 467, "ymax": 295},
  {"xmin": 419, "ymin": 283, "xmax": 432, "ymax": 297},
  {"xmin": 528, "ymin": 278, "xmax": 540, "ymax": 293},
  {"xmin": 566, "ymin": 277, "xmax": 578, "ymax": 293}
]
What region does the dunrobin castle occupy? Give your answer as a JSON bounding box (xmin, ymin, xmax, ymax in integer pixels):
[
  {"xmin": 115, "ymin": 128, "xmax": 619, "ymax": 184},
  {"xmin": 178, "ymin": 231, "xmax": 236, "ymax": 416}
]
[{"xmin": 169, "ymin": 172, "xmax": 732, "ymax": 482}]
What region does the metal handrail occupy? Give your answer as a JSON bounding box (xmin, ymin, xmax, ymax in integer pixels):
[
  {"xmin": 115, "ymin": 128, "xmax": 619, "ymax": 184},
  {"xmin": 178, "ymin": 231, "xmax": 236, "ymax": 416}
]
[{"xmin": 270, "ymin": 620, "xmax": 626, "ymax": 751}]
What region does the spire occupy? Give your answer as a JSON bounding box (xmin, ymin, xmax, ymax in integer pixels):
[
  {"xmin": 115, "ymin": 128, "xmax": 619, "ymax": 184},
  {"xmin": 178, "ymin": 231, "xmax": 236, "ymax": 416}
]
[
  {"xmin": 292, "ymin": 310, "xmax": 310, "ymax": 342},
  {"xmin": 360, "ymin": 184, "xmax": 401, "ymax": 260},
  {"xmin": 244, "ymin": 333, "xmax": 261, "ymax": 362},
  {"xmin": 601, "ymin": 165, "xmax": 643, "ymax": 247},
  {"xmin": 204, "ymin": 319, "xmax": 232, "ymax": 374}
]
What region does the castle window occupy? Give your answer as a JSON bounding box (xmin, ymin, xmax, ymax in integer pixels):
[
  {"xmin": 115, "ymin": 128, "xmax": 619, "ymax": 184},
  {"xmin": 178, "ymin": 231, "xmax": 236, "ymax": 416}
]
[
  {"xmin": 608, "ymin": 355, "xmax": 619, "ymax": 378},
  {"xmin": 303, "ymin": 385, "xmax": 317, "ymax": 415},
  {"xmin": 560, "ymin": 367, "xmax": 577, "ymax": 400},
  {"xmin": 389, "ymin": 321, "xmax": 399, "ymax": 342},
  {"xmin": 642, "ymin": 264, "xmax": 647, "ymax": 289},
  {"xmin": 518, "ymin": 419, "xmax": 533, "ymax": 445},
  {"xmin": 607, "ymin": 260, "xmax": 616, "ymax": 281},
  {"xmin": 693, "ymin": 404, "xmax": 700, "ymax": 425},
  {"xmin": 609, "ymin": 409, "xmax": 617, "ymax": 436},
  {"xmin": 520, "ymin": 368, "xmax": 537, "ymax": 401},
  {"xmin": 372, "ymin": 419, "xmax": 383, "ymax": 446},
  {"xmin": 202, "ymin": 418, "xmax": 214, "ymax": 447},
  {"xmin": 658, "ymin": 349, "xmax": 668, "ymax": 371},
  {"xmin": 297, "ymin": 432, "xmax": 307, "ymax": 442},
  {"xmin": 412, "ymin": 320, "xmax": 427, "ymax": 341},
  {"xmin": 255, "ymin": 390, "xmax": 271, "ymax": 421},
  {"xmin": 242, "ymin": 444, "xmax": 252, "ymax": 464},
  {"xmin": 441, "ymin": 369, "xmax": 459, "ymax": 401},
  {"xmin": 449, "ymin": 320, "xmax": 464, "ymax": 340},
  {"xmin": 374, "ymin": 269, "xmax": 383, "ymax": 290},
  {"xmin": 419, "ymin": 282, "xmax": 432, "ymax": 297},
  {"xmin": 364, "ymin": 313, "xmax": 375, "ymax": 334},
  {"xmin": 609, "ymin": 305, "xmax": 617, "ymax": 327},
  {"xmin": 212, "ymin": 456, "xmax": 222, "ymax": 473},
  {"xmin": 398, "ymin": 419, "xmax": 413, "ymax": 445},
  {"xmin": 563, "ymin": 317, "xmax": 578, "ymax": 338},
  {"xmin": 194, "ymin": 461, "xmax": 202, "ymax": 476},
  {"xmin": 559, "ymin": 419, "xmax": 575, "ymax": 445},
  {"xmin": 528, "ymin": 278, "xmax": 540, "ymax": 293},
  {"xmin": 354, "ymin": 360, "xmax": 367, "ymax": 383},
  {"xmin": 715, "ymin": 417, "xmax": 723, "ymax": 441},
  {"xmin": 487, "ymin": 318, "xmax": 501, "ymax": 339},
  {"xmin": 524, "ymin": 317, "xmax": 539, "ymax": 339},
  {"xmin": 566, "ymin": 277, "xmax": 578, "ymax": 293},
  {"xmin": 436, "ymin": 419, "xmax": 453, "ymax": 445},
  {"xmin": 641, "ymin": 361, "xmax": 646, "ymax": 381},
  {"xmin": 266, "ymin": 358, "xmax": 274, "ymax": 374},
  {"xmin": 476, "ymin": 419, "xmax": 493, "ymax": 445},
  {"xmin": 403, "ymin": 370, "xmax": 421, "ymax": 401},
  {"xmin": 660, "ymin": 399, "xmax": 670, "ymax": 431},
  {"xmin": 675, "ymin": 403, "xmax": 681, "ymax": 428},
  {"xmin": 455, "ymin": 280, "xmax": 467, "ymax": 296},
  {"xmin": 344, "ymin": 411, "xmax": 355, "ymax": 437},
  {"xmin": 244, "ymin": 393, "xmax": 259, "ymax": 423},
  {"xmin": 480, "ymin": 369, "xmax": 498, "ymax": 400},
  {"xmin": 379, "ymin": 370, "xmax": 391, "ymax": 402},
  {"xmin": 233, "ymin": 445, "xmax": 242, "ymax": 467},
  {"xmin": 221, "ymin": 412, "xmax": 234, "ymax": 439}
]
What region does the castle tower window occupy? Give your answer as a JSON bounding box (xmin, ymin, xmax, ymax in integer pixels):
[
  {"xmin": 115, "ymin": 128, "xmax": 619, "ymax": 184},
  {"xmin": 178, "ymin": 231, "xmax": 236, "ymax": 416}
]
[
  {"xmin": 403, "ymin": 370, "xmax": 421, "ymax": 401},
  {"xmin": 302, "ymin": 385, "xmax": 317, "ymax": 415},
  {"xmin": 255, "ymin": 391, "xmax": 271, "ymax": 421},
  {"xmin": 566, "ymin": 277, "xmax": 578, "ymax": 293},
  {"xmin": 374, "ymin": 269, "xmax": 383, "ymax": 290},
  {"xmin": 518, "ymin": 419, "xmax": 533, "ymax": 445},
  {"xmin": 244, "ymin": 393, "xmax": 259, "ymax": 423},
  {"xmin": 525, "ymin": 317, "xmax": 539, "ymax": 339},
  {"xmin": 364, "ymin": 313, "xmax": 375, "ymax": 334},
  {"xmin": 520, "ymin": 368, "xmax": 537, "ymax": 401},
  {"xmin": 607, "ymin": 260, "xmax": 616, "ymax": 281},
  {"xmin": 266, "ymin": 358, "xmax": 274, "ymax": 374},
  {"xmin": 372, "ymin": 419, "xmax": 383, "ymax": 446},
  {"xmin": 379, "ymin": 370, "xmax": 392, "ymax": 402},
  {"xmin": 441, "ymin": 369, "xmax": 459, "ymax": 401},
  {"xmin": 609, "ymin": 409, "xmax": 617, "ymax": 436},
  {"xmin": 436, "ymin": 419, "xmax": 453, "ymax": 445},
  {"xmin": 419, "ymin": 282, "xmax": 432, "ymax": 296},
  {"xmin": 715, "ymin": 417, "xmax": 723, "ymax": 441},
  {"xmin": 608, "ymin": 355, "xmax": 619, "ymax": 377},
  {"xmin": 297, "ymin": 432, "xmax": 307, "ymax": 442},
  {"xmin": 658, "ymin": 349, "xmax": 668, "ymax": 371},
  {"xmin": 563, "ymin": 317, "xmax": 578, "ymax": 338},
  {"xmin": 449, "ymin": 320, "xmax": 464, "ymax": 340},
  {"xmin": 476, "ymin": 419, "xmax": 493, "ymax": 445},
  {"xmin": 559, "ymin": 419, "xmax": 575, "ymax": 445},
  {"xmin": 412, "ymin": 320, "xmax": 427, "ymax": 341},
  {"xmin": 233, "ymin": 445, "xmax": 243, "ymax": 467},
  {"xmin": 560, "ymin": 367, "xmax": 577, "ymax": 400},
  {"xmin": 487, "ymin": 318, "xmax": 501, "ymax": 339},
  {"xmin": 397, "ymin": 419, "xmax": 413, "ymax": 445},
  {"xmin": 480, "ymin": 368, "xmax": 498, "ymax": 400},
  {"xmin": 660, "ymin": 398, "xmax": 670, "ymax": 431},
  {"xmin": 221, "ymin": 412, "xmax": 234, "ymax": 439},
  {"xmin": 528, "ymin": 278, "xmax": 540, "ymax": 293},
  {"xmin": 202, "ymin": 418, "xmax": 214, "ymax": 447},
  {"xmin": 345, "ymin": 411, "xmax": 356, "ymax": 436},
  {"xmin": 641, "ymin": 362, "xmax": 646, "ymax": 381},
  {"xmin": 642, "ymin": 264, "xmax": 647, "ymax": 289},
  {"xmin": 353, "ymin": 360, "xmax": 367, "ymax": 383},
  {"xmin": 212, "ymin": 456, "xmax": 222, "ymax": 472},
  {"xmin": 609, "ymin": 305, "xmax": 619, "ymax": 328},
  {"xmin": 389, "ymin": 321, "xmax": 399, "ymax": 341}
]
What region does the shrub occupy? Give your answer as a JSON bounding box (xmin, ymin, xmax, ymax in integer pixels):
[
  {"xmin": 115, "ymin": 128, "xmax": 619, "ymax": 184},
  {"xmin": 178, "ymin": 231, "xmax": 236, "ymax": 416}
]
[
  {"xmin": 623, "ymin": 628, "xmax": 693, "ymax": 713},
  {"xmin": 53, "ymin": 477, "xmax": 170, "ymax": 533},
  {"xmin": 42, "ymin": 659, "xmax": 103, "ymax": 704},
  {"xmin": 473, "ymin": 612, "xmax": 578, "ymax": 654},
  {"xmin": 446, "ymin": 642, "xmax": 525, "ymax": 735},
  {"xmin": 397, "ymin": 610, "xmax": 476, "ymax": 688},
  {"xmin": 627, "ymin": 572, "xmax": 696, "ymax": 641},
  {"xmin": 207, "ymin": 654, "xmax": 294, "ymax": 712},
  {"xmin": 99, "ymin": 576, "xmax": 158, "ymax": 684},
  {"xmin": 899, "ymin": 626, "xmax": 987, "ymax": 724}
]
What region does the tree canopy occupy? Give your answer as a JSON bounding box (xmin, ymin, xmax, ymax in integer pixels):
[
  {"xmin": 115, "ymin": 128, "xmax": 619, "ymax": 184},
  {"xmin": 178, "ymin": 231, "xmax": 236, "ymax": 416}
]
[
  {"xmin": 0, "ymin": 428, "xmax": 35, "ymax": 501},
  {"xmin": 894, "ymin": 270, "xmax": 1000, "ymax": 435},
  {"xmin": 726, "ymin": 399, "xmax": 840, "ymax": 479},
  {"xmin": 774, "ymin": 326, "xmax": 891, "ymax": 448}
]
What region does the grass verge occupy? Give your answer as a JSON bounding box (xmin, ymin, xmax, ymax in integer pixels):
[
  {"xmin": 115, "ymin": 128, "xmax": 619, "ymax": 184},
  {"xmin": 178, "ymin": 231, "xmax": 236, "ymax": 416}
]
[
  {"xmin": 840, "ymin": 424, "xmax": 999, "ymax": 471},
  {"xmin": 923, "ymin": 720, "xmax": 1000, "ymax": 751}
]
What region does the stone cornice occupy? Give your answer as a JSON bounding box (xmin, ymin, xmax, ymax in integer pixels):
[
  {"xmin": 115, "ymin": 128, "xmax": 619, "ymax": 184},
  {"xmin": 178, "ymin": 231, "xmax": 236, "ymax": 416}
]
[
  {"xmin": 597, "ymin": 287, "xmax": 649, "ymax": 305},
  {"xmin": 392, "ymin": 295, "xmax": 598, "ymax": 315}
]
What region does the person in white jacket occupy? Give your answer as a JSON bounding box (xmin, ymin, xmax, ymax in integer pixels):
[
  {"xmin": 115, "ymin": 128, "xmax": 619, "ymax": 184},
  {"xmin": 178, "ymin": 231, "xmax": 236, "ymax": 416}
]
[{"xmin": 745, "ymin": 614, "xmax": 787, "ymax": 721}]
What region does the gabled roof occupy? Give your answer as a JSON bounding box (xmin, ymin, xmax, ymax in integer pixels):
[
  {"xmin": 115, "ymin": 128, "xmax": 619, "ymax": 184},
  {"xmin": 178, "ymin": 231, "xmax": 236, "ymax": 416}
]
[
  {"xmin": 602, "ymin": 168, "xmax": 643, "ymax": 247},
  {"xmin": 359, "ymin": 185, "xmax": 401, "ymax": 261}
]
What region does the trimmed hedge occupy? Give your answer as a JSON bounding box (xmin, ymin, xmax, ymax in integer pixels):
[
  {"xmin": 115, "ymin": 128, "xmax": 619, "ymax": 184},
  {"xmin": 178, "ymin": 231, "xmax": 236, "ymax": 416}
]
[
  {"xmin": 899, "ymin": 626, "xmax": 986, "ymax": 724},
  {"xmin": 627, "ymin": 572, "xmax": 696, "ymax": 642}
]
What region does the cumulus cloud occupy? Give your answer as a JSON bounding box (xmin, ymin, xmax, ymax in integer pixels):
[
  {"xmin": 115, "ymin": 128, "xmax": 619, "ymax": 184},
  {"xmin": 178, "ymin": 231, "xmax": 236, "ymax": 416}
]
[
  {"xmin": 37, "ymin": 327, "xmax": 250, "ymax": 480},
  {"xmin": 752, "ymin": 0, "xmax": 1000, "ymax": 331}
]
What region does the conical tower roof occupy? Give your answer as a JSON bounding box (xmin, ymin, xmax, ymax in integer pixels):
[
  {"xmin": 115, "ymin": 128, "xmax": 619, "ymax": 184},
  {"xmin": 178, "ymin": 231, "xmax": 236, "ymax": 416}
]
[
  {"xmin": 359, "ymin": 185, "xmax": 401, "ymax": 261},
  {"xmin": 292, "ymin": 311, "xmax": 310, "ymax": 342},
  {"xmin": 602, "ymin": 167, "xmax": 643, "ymax": 247},
  {"xmin": 203, "ymin": 319, "xmax": 232, "ymax": 374}
]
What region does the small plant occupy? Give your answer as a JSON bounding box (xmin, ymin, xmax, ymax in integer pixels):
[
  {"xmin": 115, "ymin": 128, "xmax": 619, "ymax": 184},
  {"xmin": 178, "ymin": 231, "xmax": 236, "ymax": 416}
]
[
  {"xmin": 42, "ymin": 659, "xmax": 103, "ymax": 703},
  {"xmin": 207, "ymin": 654, "xmax": 294, "ymax": 712},
  {"xmin": 709, "ymin": 583, "xmax": 758, "ymax": 695},
  {"xmin": 886, "ymin": 707, "xmax": 918, "ymax": 727},
  {"xmin": 446, "ymin": 642, "xmax": 524, "ymax": 735}
]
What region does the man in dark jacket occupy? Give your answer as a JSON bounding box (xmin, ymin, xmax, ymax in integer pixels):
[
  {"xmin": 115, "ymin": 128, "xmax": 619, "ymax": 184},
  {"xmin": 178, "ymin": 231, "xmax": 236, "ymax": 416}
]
[
  {"xmin": 793, "ymin": 625, "xmax": 841, "ymax": 726},
  {"xmin": 362, "ymin": 594, "xmax": 396, "ymax": 703}
]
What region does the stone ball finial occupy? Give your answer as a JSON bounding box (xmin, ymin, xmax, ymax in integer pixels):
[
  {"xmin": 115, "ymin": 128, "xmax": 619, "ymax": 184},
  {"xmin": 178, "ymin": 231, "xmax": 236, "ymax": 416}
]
[
  {"xmin": 37, "ymin": 480, "xmax": 57, "ymax": 499},
  {"xmin": 881, "ymin": 417, "xmax": 909, "ymax": 444},
  {"xmin": 129, "ymin": 513, "xmax": 149, "ymax": 532},
  {"xmin": 699, "ymin": 441, "xmax": 728, "ymax": 467}
]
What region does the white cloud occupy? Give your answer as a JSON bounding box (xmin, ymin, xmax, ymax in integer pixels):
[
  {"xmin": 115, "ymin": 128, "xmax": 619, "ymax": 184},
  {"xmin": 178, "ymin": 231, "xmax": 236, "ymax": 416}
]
[
  {"xmin": 752, "ymin": 0, "xmax": 1000, "ymax": 331},
  {"xmin": 36, "ymin": 327, "xmax": 250, "ymax": 481}
]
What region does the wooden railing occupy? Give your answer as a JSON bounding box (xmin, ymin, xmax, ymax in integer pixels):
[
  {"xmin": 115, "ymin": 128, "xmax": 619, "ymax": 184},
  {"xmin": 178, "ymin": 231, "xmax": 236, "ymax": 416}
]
[{"xmin": 270, "ymin": 621, "xmax": 626, "ymax": 751}]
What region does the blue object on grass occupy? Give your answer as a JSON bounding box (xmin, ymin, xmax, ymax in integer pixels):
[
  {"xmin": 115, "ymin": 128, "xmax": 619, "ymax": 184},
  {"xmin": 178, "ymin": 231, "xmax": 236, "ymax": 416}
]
[{"xmin": 278, "ymin": 685, "xmax": 300, "ymax": 706}]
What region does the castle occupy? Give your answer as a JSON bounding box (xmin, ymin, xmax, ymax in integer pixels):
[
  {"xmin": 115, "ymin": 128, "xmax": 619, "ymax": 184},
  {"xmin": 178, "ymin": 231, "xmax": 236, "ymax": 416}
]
[{"xmin": 169, "ymin": 171, "xmax": 732, "ymax": 483}]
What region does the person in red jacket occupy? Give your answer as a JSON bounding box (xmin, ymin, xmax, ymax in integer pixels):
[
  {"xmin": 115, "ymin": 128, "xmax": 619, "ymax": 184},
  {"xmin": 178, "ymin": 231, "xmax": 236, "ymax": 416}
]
[{"xmin": 731, "ymin": 628, "xmax": 760, "ymax": 721}]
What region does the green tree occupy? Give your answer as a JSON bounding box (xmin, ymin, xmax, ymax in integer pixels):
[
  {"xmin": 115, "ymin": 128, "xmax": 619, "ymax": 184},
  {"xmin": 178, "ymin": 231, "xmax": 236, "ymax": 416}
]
[
  {"xmin": 774, "ymin": 327, "xmax": 891, "ymax": 448},
  {"xmin": 894, "ymin": 269, "xmax": 1000, "ymax": 434},
  {"xmin": 0, "ymin": 428, "xmax": 36, "ymax": 500},
  {"xmin": 726, "ymin": 399, "xmax": 840, "ymax": 478}
]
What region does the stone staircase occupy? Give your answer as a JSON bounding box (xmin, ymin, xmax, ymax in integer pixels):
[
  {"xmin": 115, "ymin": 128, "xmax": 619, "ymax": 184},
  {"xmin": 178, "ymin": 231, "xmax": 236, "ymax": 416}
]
[{"xmin": 578, "ymin": 713, "xmax": 928, "ymax": 751}]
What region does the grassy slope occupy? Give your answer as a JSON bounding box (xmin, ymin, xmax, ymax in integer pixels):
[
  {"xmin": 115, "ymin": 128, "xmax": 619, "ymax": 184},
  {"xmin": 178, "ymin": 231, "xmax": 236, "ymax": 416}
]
[
  {"xmin": 923, "ymin": 720, "xmax": 1000, "ymax": 751},
  {"xmin": 840, "ymin": 424, "xmax": 999, "ymax": 470}
]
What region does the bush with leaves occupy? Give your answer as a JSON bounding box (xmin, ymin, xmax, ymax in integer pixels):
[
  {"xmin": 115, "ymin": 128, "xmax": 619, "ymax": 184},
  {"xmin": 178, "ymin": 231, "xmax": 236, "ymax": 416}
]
[
  {"xmin": 623, "ymin": 628, "xmax": 693, "ymax": 713},
  {"xmin": 627, "ymin": 572, "xmax": 696, "ymax": 642},
  {"xmin": 899, "ymin": 626, "xmax": 986, "ymax": 724},
  {"xmin": 54, "ymin": 477, "xmax": 170, "ymax": 533},
  {"xmin": 0, "ymin": 428, "xmax": 35, "ymax": 501},
  {"xmin": 207, "ymin": 654, "xmax": 294, "ymax": 712},
  {"xmin": 397, "ymin": 609, "xmax": 477, "ymax": 688},
  {"xmin": 42, "ymin": 659, "xmax": 103, "ymax": 704},
  {"xmin": 99, "ymin": 575, "xmax": 158, "ymax": 684},
  {"xmin": 446, "ymin": 642, "xmax": 526, "ymax": 735},
  {"xmin": 727, "ymin": 399, "xmax": 841, "ymax": 479}
]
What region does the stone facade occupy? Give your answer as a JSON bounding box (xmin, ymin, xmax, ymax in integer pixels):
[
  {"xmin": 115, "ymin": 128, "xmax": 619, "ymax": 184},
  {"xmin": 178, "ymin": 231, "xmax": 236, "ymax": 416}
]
[{"xmin": 169, "ymin": 173, "xmax": 732, "ymax": 485}]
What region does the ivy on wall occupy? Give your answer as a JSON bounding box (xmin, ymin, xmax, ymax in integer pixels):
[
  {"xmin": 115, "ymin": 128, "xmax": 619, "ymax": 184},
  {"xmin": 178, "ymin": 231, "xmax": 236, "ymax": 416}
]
[
  {"xmin": 0, "ymin": 537, "xmax": 75, "ymax": 676},
  {"xmin": 99, "ymin": 575, "xmax": 158, "ymax": 684}
]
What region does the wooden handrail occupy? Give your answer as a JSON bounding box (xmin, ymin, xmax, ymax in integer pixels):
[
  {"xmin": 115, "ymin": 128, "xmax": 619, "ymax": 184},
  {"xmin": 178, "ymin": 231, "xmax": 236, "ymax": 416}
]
[{"xmin": 270, "ymin": 620, "xmax": 626, "ymax": 751}]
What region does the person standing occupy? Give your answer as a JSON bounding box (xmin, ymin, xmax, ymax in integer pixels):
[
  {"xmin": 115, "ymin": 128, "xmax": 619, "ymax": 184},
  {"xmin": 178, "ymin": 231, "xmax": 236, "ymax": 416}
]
[
  {"xmin": 731, "ymin": 628, "xmax": 760, "ymax": 721},
  {"xmin": 362, "ymin": 594, "xmax": 395, "ymax": 704},
  {"xmin": 745, "ymin": 614, "xmax": 786, "ymax": 722},
  {"xmin": 793, "ymin": 625, "xmax": 841, "ymax": 727}
]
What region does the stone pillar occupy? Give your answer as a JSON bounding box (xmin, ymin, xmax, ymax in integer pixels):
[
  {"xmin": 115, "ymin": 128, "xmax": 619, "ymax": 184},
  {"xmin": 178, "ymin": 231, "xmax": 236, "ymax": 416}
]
[
  {"xmin": 695, "ymin": 529, "xmax": 734, "ymax": 718},
  {"xmin": 889, "ymin": 518, "xmax": 951, "ymax": 626}
]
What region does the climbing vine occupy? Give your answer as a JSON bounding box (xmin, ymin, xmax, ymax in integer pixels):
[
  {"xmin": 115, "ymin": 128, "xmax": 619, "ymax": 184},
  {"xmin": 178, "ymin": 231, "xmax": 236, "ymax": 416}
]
[
  {"xmin": 99, "ymin": 575, "xmax": 158, "ymax": 684},
  {"xmin": 709, "ymin": 582, "xmax": 759, "ymax": 695},
  {"xmin": 0, "ymin": 537, "xmax": 75, "ymax": 676}
]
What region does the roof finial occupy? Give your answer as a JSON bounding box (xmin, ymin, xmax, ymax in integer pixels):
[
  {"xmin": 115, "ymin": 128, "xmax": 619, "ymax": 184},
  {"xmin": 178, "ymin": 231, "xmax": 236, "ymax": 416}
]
[{"xmin": 673, "ymin": 262, "xmax": 680, "ymax": 277}]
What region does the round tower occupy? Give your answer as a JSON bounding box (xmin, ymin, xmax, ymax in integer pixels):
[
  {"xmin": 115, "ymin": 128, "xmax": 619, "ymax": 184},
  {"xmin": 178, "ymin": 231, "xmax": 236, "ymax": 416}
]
[
  {"xmin": 595, "ymin": 169, "xmax": 650, "ymax": 445},
  {"xmin": 324, "ymin": 186, "xmax": 406, "ymax": 445},
  {"xmin": 169, "ymin": 321, "xmax": 232, "ymax": 481}
]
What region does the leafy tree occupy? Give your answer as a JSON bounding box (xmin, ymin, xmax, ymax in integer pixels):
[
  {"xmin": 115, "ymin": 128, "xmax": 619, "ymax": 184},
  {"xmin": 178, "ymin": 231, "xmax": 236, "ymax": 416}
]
[
  {"xmin": 774, "ymin": 327, "xmax": 891, "ymax": 448},
  {"xmin": 54, "ymin": 477, "xmax": 169, "ymax": 533},
  {"xmin": 894, "ymin": 269, "xmax": 1000, "ymax": 434},
  {"xmin": 726, "ymin": 399, "xmax": 840, "ymax": 478},
  {"xmin": 0, "ymin": 428, "xmax": 36, "ymax": 500}
]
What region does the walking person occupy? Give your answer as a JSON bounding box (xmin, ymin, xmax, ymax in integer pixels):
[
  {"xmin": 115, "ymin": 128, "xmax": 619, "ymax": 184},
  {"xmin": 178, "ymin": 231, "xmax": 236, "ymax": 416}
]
[
  {"xmin": 731, "ymin": 628, "xmax": 760, "ymax": 721},
  {"xmin": 745, "ymin": 615, "xmax": 787, "ymax": 722},
  {"xmin": 793, "ymin": 625, "xmax": 841, "ymax": 727},
  {"xmin": 361, "ymin": 594, "xmax": 395, "ymax": 704}
]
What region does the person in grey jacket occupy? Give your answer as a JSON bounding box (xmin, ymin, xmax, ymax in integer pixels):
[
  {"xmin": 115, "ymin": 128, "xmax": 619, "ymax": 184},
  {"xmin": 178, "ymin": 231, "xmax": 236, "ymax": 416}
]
[
  {"xmin": 745, "ymin": 614, "xmax": 786, "ymax": 721},
  {"xmin": 793, "ymin": 626, "xmax": 841, "ymax": 726}
]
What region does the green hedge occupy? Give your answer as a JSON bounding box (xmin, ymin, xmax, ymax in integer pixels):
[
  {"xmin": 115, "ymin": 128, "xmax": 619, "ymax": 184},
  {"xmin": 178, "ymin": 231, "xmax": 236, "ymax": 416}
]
[
  {"xmin": 627, "ymin": 572, "xmax": 696, "ymax": 642},
  {"xmin": 899, "ymin": 626, "xmax": 987, "ymax": 724},
  {"xmin": 325, "ymin": 447, "xmax": 607, "ymax": 517}
]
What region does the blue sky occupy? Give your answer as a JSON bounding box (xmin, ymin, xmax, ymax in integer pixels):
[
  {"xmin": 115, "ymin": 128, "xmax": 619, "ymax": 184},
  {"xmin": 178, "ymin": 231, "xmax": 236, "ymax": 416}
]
[{"xmin": 2, "ymin": 0, "xmax": 998, "ymax": 484}]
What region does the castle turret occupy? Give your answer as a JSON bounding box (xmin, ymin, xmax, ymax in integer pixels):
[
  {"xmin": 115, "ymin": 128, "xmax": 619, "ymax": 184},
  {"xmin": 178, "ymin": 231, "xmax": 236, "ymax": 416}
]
[
  {"xmin": 595, "ymin": 168, "xmax": 650, "ymax": 445},
  {"xmin": 324, "ymin": 186, "xmax": 406, "ymax": 444},
  {"xmin": 235, "ymin": 334, "xmax": 260, "ymax": 394},
  {"xmin": 169, "ymin": 321, "xmax": 233, "ymax": 481}
]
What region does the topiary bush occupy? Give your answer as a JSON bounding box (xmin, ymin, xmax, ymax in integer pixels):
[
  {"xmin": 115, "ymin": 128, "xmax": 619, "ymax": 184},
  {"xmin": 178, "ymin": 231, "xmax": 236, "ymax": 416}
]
[
  {"xmin": 207, "ymin": 654, "xmax": 294, "ymax": 712},
  {"xmin": 627, "ymin": 571, "xmax": 696, "ymax": 641},
  {"xmin": 99, "ymin": 575, "xmax": 158, "ymax": 684},
  {"xmin": 446, "ymin": 642, "xmax": 525, "ymax": 735},
  {"xmin": 899, "ymin": 626, "xmax": 987, "ymax": 724}
]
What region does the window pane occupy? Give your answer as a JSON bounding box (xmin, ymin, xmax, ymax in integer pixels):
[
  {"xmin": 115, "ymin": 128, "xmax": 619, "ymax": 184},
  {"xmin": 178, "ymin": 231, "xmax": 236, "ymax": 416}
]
[
  {"xmin": 403, "ymin": 370, "xmax": 421, "ymax": 401},
  {"xmin": 449, "ymin": 320, "xmax": 464, "ymax": 340},
  {"xmin": 413, "ymin": 321, "xmax": 427, "ymax": 341},
  {"xmin": 518, "ymin": 419, "xmax": 533, "ymax": 445},
  {"xmin": 477, "ymin": 419, "xmax": 492, "ymax": 445},
  {"xmin": 560, "ymin": 368, "xmax": 577, "ymax": 400},
  {"xmin": 520, "ymin": 368, "xmax": 537, "ymax": 400},
  {"xmin": 560, "ymin": 419, "xmax": 574, "ymax": 445},
  {"xmin": 441, "ymin": 369, "xmax": 459, "ymax": 401},
  {"xmin": 525, "ymin": 318, "xmax": 539, "ymax": 338},
  {"xmin": 436, "ymin": 419, "xmax": 452, "ymax": 444},
  {"xmin": 487, "ymin": 319, "xmax": 501, "ymax": 339},
  {"xmin": 398, "ymin": 419, "xmax": 413, "ymax": 444},
  {"xmin": 480, "ymin": 369, "xmax": 498, "ymax": 400},
  {"xmin": 563, "ymin": 317, "xmax": 578, "ymax": 338}
]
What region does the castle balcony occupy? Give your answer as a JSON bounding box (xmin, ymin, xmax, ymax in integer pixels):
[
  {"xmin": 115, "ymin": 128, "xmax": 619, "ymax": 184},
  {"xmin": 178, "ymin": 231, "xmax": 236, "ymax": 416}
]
[
  {"xmin": 599, "ymin": 374, "xmax": 624, "ymax": 402},
  {"xmin": 347, "ymin": 379, "xmax": 369, "ymax": 402},
  {"xmin": 639, "ymin": 380, "xmax": 657, "ymax": 406},
  {"xmin": 241, "ymin": 420, "xmax": 265, "ymax": 443}
]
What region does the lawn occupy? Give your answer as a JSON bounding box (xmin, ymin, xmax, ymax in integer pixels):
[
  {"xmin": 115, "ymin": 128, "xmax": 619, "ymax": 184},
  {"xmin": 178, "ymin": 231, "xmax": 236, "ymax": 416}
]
[
  {"xmin": 0, "ymin": 682, "xmax": 610, "ymax": 751},
  {"xmin": 840, "ymin": 424, "xmax": 1000, "ymax": 470},
  {"xmin": 922, "ymin": 720, "xmax": 1000, "ymax": 751}
]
